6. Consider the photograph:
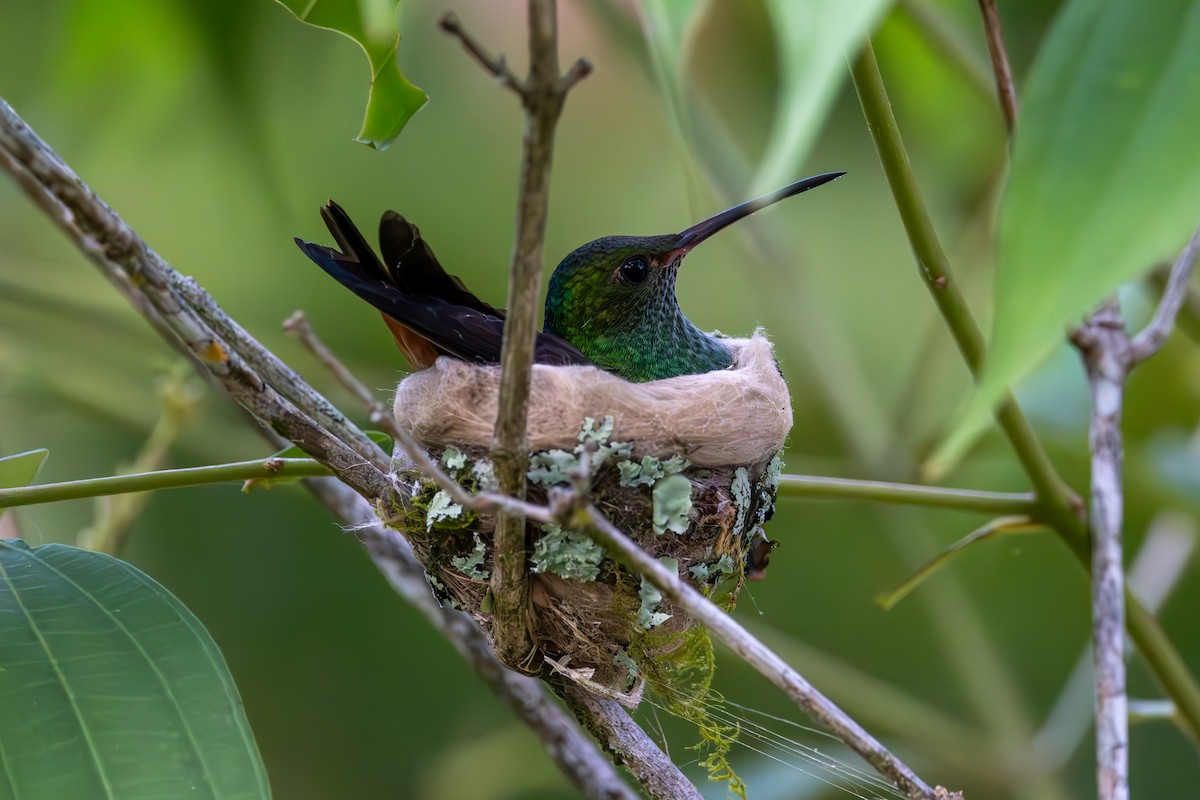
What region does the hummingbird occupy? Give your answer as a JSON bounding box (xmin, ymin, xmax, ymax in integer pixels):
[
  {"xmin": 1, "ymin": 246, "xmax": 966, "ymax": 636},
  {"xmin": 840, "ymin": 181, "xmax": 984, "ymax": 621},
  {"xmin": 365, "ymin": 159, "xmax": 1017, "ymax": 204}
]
[{"xmin": 295, "ymin": 172, "xmax": 843, "ymax": 382}]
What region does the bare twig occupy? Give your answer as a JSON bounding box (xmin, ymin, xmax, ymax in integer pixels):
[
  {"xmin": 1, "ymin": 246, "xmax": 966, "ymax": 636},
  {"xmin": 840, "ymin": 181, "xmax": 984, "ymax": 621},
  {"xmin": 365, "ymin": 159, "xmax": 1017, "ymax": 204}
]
[
  {"xmin": 1150, "ymin": 263, "xmax": 1200, "ymax": 345},
  {"xmin": 284, "ymin": 310, "xmax": 401, "ymax": 437},
  {"xmin": 559, "ymin": 684, "xmax": 703, "ymax": 800},
  {"xmin": 439, "ymin": 12, "xmax": 525, "ymax": 96},
  {"xmin": 0, "ymin": 97, "xmax": 637, "ymax": 796},
  {"xmin": 1034, "ymin": 513, "xmax": 1197, "ymax": 770},
  {"xmin": 582, "ymin": 505, "xmax": 940, "ymax": 800},
  {"xmin": 976, "ymin": 0, "xmax": 1019, "ymax": 133},
  {"xmin": 1069, "ymin": 231, "xmax": 1200, "ymax": 800},
  {"xmin": 1131, "ymin": 225, "xmax": 1200, "ymax": 362},
  {"xmin": 440, "ymin": 3, "xmax": 591, "ymax": 672}
]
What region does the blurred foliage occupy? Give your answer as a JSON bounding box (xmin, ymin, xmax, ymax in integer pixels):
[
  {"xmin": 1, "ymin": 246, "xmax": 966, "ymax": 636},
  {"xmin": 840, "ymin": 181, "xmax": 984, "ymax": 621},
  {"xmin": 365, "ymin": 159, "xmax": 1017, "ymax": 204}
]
[
  {"xmin": 1, "ymin": 1, "xmax": 1199, "ymax": 798},
  {"xmin": 943, "ymin": 0, "xmax": 1200, "ymax": 470}
]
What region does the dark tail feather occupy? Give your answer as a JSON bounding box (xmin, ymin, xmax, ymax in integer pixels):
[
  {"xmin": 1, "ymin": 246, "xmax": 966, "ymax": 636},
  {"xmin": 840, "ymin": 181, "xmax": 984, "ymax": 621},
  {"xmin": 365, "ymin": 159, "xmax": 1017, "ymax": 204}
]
[
  {"xmin": 295, "ymin": 205, "xmax": 593, "ymax": 370},
  {"xmin": 378, "ymin": 211, "xmax": 503, "ymax": 317},
  {"xmin": 319, "ymin": 201, "xmax": 389, "ymax": 282}
]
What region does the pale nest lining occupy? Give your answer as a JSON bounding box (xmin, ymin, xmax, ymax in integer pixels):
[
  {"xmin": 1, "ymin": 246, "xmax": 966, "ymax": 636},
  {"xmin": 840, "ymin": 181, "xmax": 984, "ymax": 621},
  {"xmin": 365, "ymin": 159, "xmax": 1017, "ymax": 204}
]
[{"xmin": 392, "ymin": 332, "xmax": 791, "ymax": 466}]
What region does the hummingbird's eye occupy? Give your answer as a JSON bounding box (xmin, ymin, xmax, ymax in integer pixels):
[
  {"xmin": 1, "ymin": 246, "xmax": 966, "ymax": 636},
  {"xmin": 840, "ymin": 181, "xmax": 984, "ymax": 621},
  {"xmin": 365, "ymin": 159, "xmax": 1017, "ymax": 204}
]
[{"xmin": 618, "ymin": 256, "xmax": 649, "ymax": 285}]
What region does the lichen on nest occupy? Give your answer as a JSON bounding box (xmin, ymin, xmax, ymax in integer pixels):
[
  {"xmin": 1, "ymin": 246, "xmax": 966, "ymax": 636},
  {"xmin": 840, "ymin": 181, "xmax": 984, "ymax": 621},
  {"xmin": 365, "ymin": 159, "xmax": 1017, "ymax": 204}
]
[
  {"xmin": 384, "ymin": 336, "xmax": 792, "ymax": 794},
  {"xmin": 383, "ymin": 418, "xmax": 781, "ymax": 694}
]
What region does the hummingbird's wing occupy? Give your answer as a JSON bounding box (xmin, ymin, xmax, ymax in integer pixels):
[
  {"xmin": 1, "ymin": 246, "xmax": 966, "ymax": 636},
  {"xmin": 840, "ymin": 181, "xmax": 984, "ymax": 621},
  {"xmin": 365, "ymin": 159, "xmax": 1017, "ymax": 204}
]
[{"xmin": 296, "ymin": 202, "xmax": 591, "ymax": 370}]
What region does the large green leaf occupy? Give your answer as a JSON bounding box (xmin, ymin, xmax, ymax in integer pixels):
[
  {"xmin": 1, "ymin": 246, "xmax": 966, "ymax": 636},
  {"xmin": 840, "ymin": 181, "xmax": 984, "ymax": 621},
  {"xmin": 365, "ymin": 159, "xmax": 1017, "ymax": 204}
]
[
  {"xmin": 957, "ymin": 0, "xmax": 1200, "ymax": 454},
  {"xmin": 0, "ymin": 541, "xmax": 270, "ymax": 799},
  {"xmin": 750, "ymin": 0, "xmax": 892, "ymax": 193},
  {"xmin": 275, "ymin": 0, "xmax": 426, "ymax": 149}
]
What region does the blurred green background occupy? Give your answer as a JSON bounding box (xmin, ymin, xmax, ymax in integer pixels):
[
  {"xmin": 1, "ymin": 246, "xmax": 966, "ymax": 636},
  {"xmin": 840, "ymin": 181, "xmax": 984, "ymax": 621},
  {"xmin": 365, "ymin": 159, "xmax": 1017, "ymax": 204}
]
[{"xmin": 2, "ymin": 1, "xmax": 1199, "ymax": 797}]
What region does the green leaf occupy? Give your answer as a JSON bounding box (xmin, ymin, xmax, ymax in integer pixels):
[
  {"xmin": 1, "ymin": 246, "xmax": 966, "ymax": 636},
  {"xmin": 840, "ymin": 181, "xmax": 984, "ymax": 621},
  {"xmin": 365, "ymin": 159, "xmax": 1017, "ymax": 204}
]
[
  {"xmin": 0, "ymin": 540, "xmax": 269, "ymax": 799},
  {"xmin": 950, "ymin": 0, "xmax": 1200, "ymax": 461},
  {"xmin": 274, "ymin": 0, "xmax": 426, "ymax": 149},
  {"xmin": 0, "ymin": 449, "xmax": 48, "ymax": 490},
  {"xmin": 750, "ymin": 0, "xmax": 892, "ymax": 193}
]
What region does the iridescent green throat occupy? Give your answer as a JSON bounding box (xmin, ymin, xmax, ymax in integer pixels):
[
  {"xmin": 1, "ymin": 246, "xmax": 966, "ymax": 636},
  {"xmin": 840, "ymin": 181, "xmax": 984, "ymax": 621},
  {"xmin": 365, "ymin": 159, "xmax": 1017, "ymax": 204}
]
[{"xmin": 543, "ymin": 235, "xmax": 733, "ymax": 383}]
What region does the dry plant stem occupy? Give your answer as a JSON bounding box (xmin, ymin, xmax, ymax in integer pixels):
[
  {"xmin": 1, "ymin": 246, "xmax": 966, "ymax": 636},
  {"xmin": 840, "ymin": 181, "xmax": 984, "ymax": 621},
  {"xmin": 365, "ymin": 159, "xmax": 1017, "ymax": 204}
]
[
  {"xmin": 0, "ymin": 98, "xmax": 642, "ymax": 796},
  {"xmin": 284, "ymin": 310, "xmax": 404, "ymax": 439},
  {"xmin": 0, "ymin": 102, "xmax": 389, "ymax": 502},
  {"xmin": 442, "ymin": 2, "xmax": 593, "ymax": 671},
  {"xmin": 976, "ymin": 0, "xmax": 1019, "ymax": 133},
  {"xmin": 1150, "ymin": 265, "xmax": 1200, "ymax": 344},
  {"xmin": 1071, "ymin": 231, "xmax": 1200, "ymax": 800},
  {"xmin": 559, "ymin": 684, "xmax": 702, "ymax": 800},
  {"xmin": 1071, "ymin": 300, "xmax": 1130, "ymax": 800},
  {"xmin": 583, "ymin": 506, "xmax": 939, "ymax": 800},
  {"xmin": 849, "ymin": 44, "xmax": 1200, "ymax": 742}
]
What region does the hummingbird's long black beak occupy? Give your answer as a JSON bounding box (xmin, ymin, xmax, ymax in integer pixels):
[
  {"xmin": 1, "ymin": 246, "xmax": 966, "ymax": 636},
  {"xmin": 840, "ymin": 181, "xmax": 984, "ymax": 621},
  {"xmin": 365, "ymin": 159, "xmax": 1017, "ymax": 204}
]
[{"xmin": 671, "ymin": 171, "xmax": 845, "ymax": 254}]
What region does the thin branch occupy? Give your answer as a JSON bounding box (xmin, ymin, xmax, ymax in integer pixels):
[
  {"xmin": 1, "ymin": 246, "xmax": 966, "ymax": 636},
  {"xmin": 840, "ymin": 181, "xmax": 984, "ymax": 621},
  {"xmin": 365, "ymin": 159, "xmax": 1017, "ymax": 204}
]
[
  {"xmin": 559, "ymin": 684, "xmax": 703, "ymax": 800},
  {"xmin": 1034, "ymin": 513, "xmax": 1197, "ymax": 771},
  {"xmin": 441, "ymin": 2, "xmax": 591, "ymax": 672},
  {"xmin": 1069, "ymin": 232, "xmax": 1200, "ymax": 800},
  {"xmin": 284, "ymin": 310, "xmax": 402, "ymax": 437},
  {"xmin": 975, "ymin": 0, "xmax": 1019, "ymax": 133},
  {"xmin": 778, "ymin": 473, "xmax": 1036, "ymax": 515},
  {"xmin": 1070, "ymin": 298, "xmax": 1131, "ymax": 800},
  {"xmin": 1130, "ymin": 224, "xmax": 1200, "ymax": 363},
  {"xmin": 848, "ymin": 43, "xmax": 1075, "ymax": 515},
  {"xmin": 0, "ymin": 458, "xmax": 332, "ymax": 509},
  {"xmin": 439, "ymin": 12, "xmax": 525, "ymax": 96},
  {"xmin": 850, "ymin": 40, "xmax": 1200, "ymax": 743},
  {"xmin": 0, "ymin": 97, "xmax": 637, "ymax": 796},
  {"xmin": 582, "ymin": 505, "xmax": 941, "ymax": 800},
  {"xmin": 1150, "ymin": 264, "xmax": 1200, "ymax": 345}
]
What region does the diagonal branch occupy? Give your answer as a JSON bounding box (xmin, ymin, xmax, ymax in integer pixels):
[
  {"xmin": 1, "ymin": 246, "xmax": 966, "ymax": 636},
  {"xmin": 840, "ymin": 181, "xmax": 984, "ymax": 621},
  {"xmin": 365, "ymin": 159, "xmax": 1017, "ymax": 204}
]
[
  {"xmin": 0, "ymin": 96, "xmax": 638, "ymax": 799},
  {"xmin": 582, "ymin": 505, "xmax": 940, "ymax": 800},
  {"xmin": 1131, "ymin": 225, "xmax": 1200, "ymax": 363}
]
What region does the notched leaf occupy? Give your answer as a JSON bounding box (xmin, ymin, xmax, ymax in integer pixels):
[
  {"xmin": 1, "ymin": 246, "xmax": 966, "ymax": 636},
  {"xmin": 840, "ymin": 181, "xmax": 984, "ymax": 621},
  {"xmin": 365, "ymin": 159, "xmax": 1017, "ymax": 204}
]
[{"xmin": 275, "ymin": 0, "xmax": 427, "ymax": 148}]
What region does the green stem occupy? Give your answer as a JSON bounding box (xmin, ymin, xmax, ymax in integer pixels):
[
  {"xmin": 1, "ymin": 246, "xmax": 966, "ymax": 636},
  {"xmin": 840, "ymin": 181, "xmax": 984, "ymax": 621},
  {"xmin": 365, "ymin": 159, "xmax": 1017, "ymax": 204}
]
[
  {"xmin": 850, "ymin": 39, "xmax": 1200, "ymax": 742},
  {"xmin": 850, "ymin": 42, "xmax": 1076, "ymax": 517},
  {"xmin": 0, "ymin": 458, "xmax": 332, "ymax": 509},
  {"xmin": 778, "ymin": 474, "xmax": 1035, "ymax": 515}
]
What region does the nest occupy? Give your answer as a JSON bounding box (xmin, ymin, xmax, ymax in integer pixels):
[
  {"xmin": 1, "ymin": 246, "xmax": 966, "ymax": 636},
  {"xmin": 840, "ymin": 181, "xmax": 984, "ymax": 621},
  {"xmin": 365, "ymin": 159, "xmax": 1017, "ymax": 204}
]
[{"xmin": 382, "ymin": 333, "xmax": 791, "ymax": 701}]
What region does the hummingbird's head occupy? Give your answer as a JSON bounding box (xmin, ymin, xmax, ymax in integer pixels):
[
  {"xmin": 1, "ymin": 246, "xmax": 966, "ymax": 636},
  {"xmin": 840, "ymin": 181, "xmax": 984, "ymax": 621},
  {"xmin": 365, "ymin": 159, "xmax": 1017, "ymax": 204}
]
[
  {"xmin": 543, "ymin": 232, "xmax": 686, "ymax": 337},
  {"xmin": 543, "ymin": 171, "xmax": 845, "ymax": 379},
  {"xmin": 544, "ymin": 172, "xmax": 844, "ymax": 335}
]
